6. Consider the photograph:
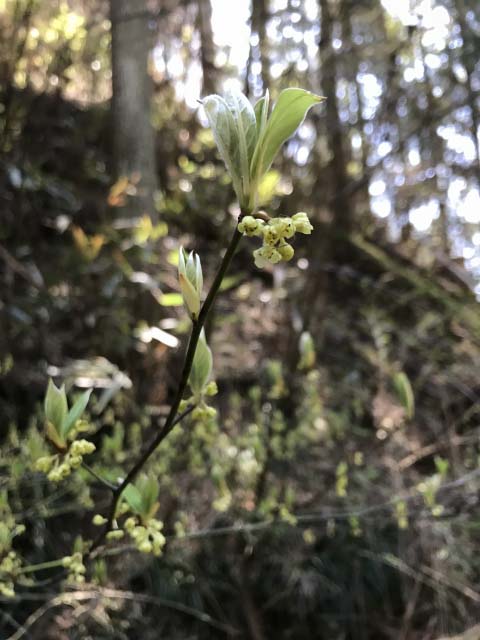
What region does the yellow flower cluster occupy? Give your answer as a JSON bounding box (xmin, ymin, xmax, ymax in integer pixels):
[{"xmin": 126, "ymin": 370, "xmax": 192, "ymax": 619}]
[
  {"xmin": 35, "ymin": 439, "xmax": 96, "ymax": 482},
  {"xmin": 124, "ymin": 516, "xmax": 166, "ymax": 556},
  {"xmin": 179, "ymin": 380, "xmax": 218, "ymax": 423},
  {"xmin": 191, "ymin": 402, "xmax": 217, "ymax": 421},
  {"xmin": 0, "ymin": 551, "xmax": 22, "ymax": 598},
  {"xmin": 237, "ymin": 213, "xmax": 313, "ymax": 268},
  {"xmin": 62, "ymin": 551, "xmax": 86, "ymax": 583}
]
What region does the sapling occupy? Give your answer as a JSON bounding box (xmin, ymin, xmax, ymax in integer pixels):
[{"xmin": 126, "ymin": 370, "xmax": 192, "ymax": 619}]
[{"xmin": 1, "ymin": 87, "xmax": 323, "ymax": 595}]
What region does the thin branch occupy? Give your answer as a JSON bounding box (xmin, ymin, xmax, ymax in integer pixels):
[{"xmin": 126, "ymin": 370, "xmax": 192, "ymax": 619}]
[
  {"xmin": 89, "ymin": 222, "xmax": 243, "ymax": 552},
  {"xmin": 4, "ymin": 586, "xmax": 240, "ymax": 640},
  {"xmin": 80, "ymin": 462, "xmax": 117, "ymax": 492}
]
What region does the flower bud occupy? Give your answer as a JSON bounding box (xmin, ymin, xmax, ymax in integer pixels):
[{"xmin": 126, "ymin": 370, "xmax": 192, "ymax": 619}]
[
  {"xmin": 277, "ymin": 243, "xmax": 294, "ymax": 261},
  {"xmin": 106, "ymin": 529, "xmax": 125, "ymax": 541},
  {"xmin": 270, "ymin": 217, "xmax": 295, "ymax": 239},
  {"xmin": 262, "ymin": 225, "xmax": 281, "ymax": 246},
  {"xmin": 178, "ymin": 248, "xmax": 203, "ymax": 318},
  {"xmin": 71, "ymin": 439, "xmax": 95, "ymax": 456},
  {"xmin": 92, "ymin": 514, "xmax": 107, "ymax": 526},
  {"xmin": 69, "ymin": 455, "xmax": 82, "ymax": 469},
  {"xmin": 292, "ymin": 212, "xmax": 313, "ymax": 234},
  {"xmin": 138, "ymin": 540, "xmax": 152, "ymax": 554},
  {"xmin": 238, "ymin": 216, "xmax": 261, "ymax": 236},
  {"xmin": 124, "ymin": 517, "xmax": 137, "ymax": 532},
  {"xmin": 205, "ymin": 381, "xmax": 218, "ymax": 396},
  {"xmin": 35, "ymin": 456, "xmax": 54, "ymax": 473},
  {"xmin": 58, "ymin": 463, "xmax": 71, "ymax": 478}
]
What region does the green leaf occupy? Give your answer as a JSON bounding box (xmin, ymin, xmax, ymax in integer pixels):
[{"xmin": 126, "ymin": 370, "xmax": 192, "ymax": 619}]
[
  {"xmin": 62, "ymin": 389, "xmax": 92, "ymax": 438},
  {"xmin": 44, "ymin": 379, "xmax": 68, "ymax": 433},
  {"xmin": 251, "ymin": 88, "xmax": 324, "ymax": 180},
  {"xmin": 46, "ymin": 421, "xmax": 67, "ymax": 451},
  {"xmin": 203, "ymin": 94, "xmax": 244, "ymax": 201},
  {"xmin": 254, "ymin": 90, "xmax": 269, "ymax": 138},
  {"xmin": 136, "ymin": 475, "xmax": 160, "ymax": 517},
  {"xmin": 189, "ymin": 330, "xmax": 213, "ymax": 396},
  {"xmin": 225, "ymin": 89, "xmax": 258, "ymax": 192},
  {"xmin": 122, "ymin": 484, "xmax": 144, "ymax": 515},
  {"xmin": 257, "ymin": 169, "xmax": 281, "ymax": 206},
  {"xmin": 392, "ymin": 371, "xmax": 414, "ymax": 419}
]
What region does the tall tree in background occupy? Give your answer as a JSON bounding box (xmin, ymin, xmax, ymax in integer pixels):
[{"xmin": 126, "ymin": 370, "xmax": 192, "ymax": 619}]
[
  {"xmin": 110, "ymin": 0, "xmax": 158, "ymax": 219},
  {"xmin": 454, "ymin": 0, "xmax": 480, "ymax": 176},
  {"xmin": 318, "ymin": 0, "xmax": 351, "ymax": 233},
  {"xmin": 197, "ymin": 0, "xmax": 217, "ymax": 95},
  {"xmin": 251, "ymin": 0, "xmax": 270, "ymax": 93}
]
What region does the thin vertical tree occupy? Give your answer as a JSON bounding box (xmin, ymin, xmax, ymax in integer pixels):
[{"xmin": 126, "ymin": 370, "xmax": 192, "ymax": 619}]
[
  {"xmin": 110, "ymin": 0, "xmax": 158, "ymax": 219},
  {"xmin": 197, "ymin": 0, "xmax": 217, "ymax": 95}
]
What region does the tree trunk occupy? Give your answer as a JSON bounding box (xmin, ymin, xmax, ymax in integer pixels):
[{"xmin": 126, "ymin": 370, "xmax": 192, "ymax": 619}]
[
  {"xmin": 251, "ymin": 0, "xmax": 270, "ymax": 92},
  {"xmin": 197, "ymin": 0, "xmax": 217, "ymax": 95},
  {"xmin": 318, "ymin": 0, "xmax": 351, "ymax": 232},
  {"xmin": 454, "ymin": 0, "xmax": 480, "ymax": 178},
  {"xmin": 110, "ymin": 0, "xmax": 158, "ymax": 219}
]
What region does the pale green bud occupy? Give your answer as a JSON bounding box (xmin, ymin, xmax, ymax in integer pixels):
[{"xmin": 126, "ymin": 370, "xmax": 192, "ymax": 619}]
[
  {"xmin": 270, "ymin": 217, "xmax": 295, "ymax": 239},
  {"xmin": 106, "ymin": 529, "xmax": 125, "ymax": 541},
  {"xmin": 281, "ymin": 218, "xmax": 296, "ymax": 239},
  {"xmin": 253, "ymin": 248, "xmax": 268, "ymax": 269},
  {"xmin": 71, "ymin": 439, "xmax": 95, "ymax": 456},
  {"xmin": 238, "ymin": 216, "xmax": 263, "ymax": 236},
  {"xmin": 178, "ymin": 247, "xmax": 203, "ymax": 318},
  {"xmin": 124, "ymin": 517, "xmax": 137, "ymax": 532},
  {"xmin": 152, "ymin": 532, "xmax": 166, "ymax": 556},
  {"xmin": 48, "ymin": 469, "xmax": 62, "ymax": 482},
  {"xmin": 292, "ymin": 212, "xmax": 313, "ymax": 234},
  {"xmin": 44, "ymin": 379, "xmax": 68, "ymax": 433},
  {"xmin": 0, "ymin": 583, "xmax": 15, "ymax": 598},
  {"xmin": 205, "ymin": 381, "xmax": 218, "ymax": 396},
  {"xmin": 149, "ymin": 519, "xmax": 163, "ymax": 531},
  {"xmin": 58, "ymin": 463, "xmax": 71, "ymax": 478},
  {"xmin": 35, "ymin": 456, "xmax": 54, "ymax": 473},
  {"xmin": 138, "ymin": 540, "xmax": 152, "ymax": 554},
  {"xmin": 189, "ymin": 330, "xmax": 213, "ymax": 396},
  {"xmin": 68, "ymin": 455, "xmax": 82, "ymax": 469},
  {"xmin": 131, "ymin": 526, "xmax": 147, "ymax": 541},
  {"xmin": 262, "ymin": 225, "xmax": 281, "ymax": 246},
  {"xmin": 261, "ymin": 246, "xmax": 282, "ymax": 264},
  {"xmin": 92, "ymin": 514, "xmax": 107, "ymax": 526},
  {"xmin": 277, "ymin": 243, "xmax": 294, "ymax": 261}
]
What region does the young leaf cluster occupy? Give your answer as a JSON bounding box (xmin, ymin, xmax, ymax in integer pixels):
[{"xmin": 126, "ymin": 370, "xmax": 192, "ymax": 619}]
[{"xmin": 203, "ymin": 88, "xmax": 324, "ymax": 212}]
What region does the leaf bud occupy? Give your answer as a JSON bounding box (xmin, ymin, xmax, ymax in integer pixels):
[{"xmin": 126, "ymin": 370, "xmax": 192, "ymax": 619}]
[{"xmin": 178, "ymin": 248, "xmax": 203, "ymax": 318}]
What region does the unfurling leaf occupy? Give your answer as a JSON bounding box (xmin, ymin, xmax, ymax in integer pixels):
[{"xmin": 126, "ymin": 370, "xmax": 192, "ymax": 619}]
[
  {"xmin": 189, "ymin": 330, "xmax": 213, "ymax": 396},
  {"xmin": 44, "ymin": 379, "xmax": 68, "ymax": 434},
  {"xmin": 203, "ymin": 94, "xmax": 244, "ymax": 203},
  {"xmin": 136, "ymin": 475, "xmax": 160, "ymax": 519},
  {"xmin": 122, "ymin": 484, "xmax": 144, "ymax": 515},
  {"xmin": 62, "ymin": 389, "xmax": 92, "ymax": 438},
  {"xmin": 392, "ymin": 371, "xmax": 414, "ymax": 419},
  {"xmin": 254, "ymin": 90, "xmax": 270, "ymax": 138},
  {"xmin": 224, "ymin": 89, "xmax": 258, "ymax": 193},
  {"xmin": 122, "ymin": 475, "xmax": 160, "ymax": 520},
  {"xmin": 178, "ymin": 248, "xmax": 203, "ymax": 318},
  {"xmin": 251, "ymin": 88, "xmax": 325, "ymax": 182}
]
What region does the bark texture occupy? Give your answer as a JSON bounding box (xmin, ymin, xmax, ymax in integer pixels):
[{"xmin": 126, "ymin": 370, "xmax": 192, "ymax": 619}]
[{"xmin": 110, "ymin": 0, "xmax": 158, "ymax": 218}]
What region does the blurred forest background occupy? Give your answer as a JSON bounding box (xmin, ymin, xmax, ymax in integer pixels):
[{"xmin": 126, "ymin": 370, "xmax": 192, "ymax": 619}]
[{"xmin": 1, "ymin": 0, "xmax": 480, "ymax": 638}]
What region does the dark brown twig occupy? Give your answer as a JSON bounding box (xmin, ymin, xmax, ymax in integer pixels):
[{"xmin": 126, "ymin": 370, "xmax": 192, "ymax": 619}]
[{"xmin": 89, "ymin": 220, "xmax": 243, "ymax": 553}]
